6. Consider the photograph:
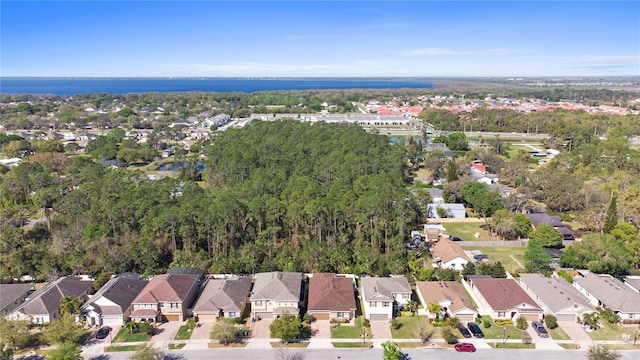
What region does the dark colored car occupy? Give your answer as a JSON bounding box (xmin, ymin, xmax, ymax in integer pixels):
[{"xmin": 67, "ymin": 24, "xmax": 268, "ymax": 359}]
[
  {"xmin": 95, "ymin": 326, "xmax": 112, "ymax": 340},
  {"xmin": 450, "ymin": 236, "xmax": 462, "ymax": 241},
  {"xmin": 455, "ymin": 343, "xmax": 476, "ymax": 352},
  {"xmin": 467, "ymin": 322, "xmax": 484, "ymax": 338},
  {"xmin": 532, "ymin": 321, "xmax": 549, "ymax": 338},
  {"xmin": 458, "ymin": 324, "xmax": 472, "ymax": 338}
]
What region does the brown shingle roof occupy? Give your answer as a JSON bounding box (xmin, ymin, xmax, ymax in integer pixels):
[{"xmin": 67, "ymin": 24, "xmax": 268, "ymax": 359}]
[
  {"xmin": 415, "ymin": 281, "xmax": 476, "ymax": 314},
  {"xmin": 471, "ymin": 278, "xmax": 541, "ymax": 312},
  {"xmin": 432, "ymin": 239, "xmax": 472, "ymax": 263},
  {"xmin": 132, "ymin": 273, "xmax": 199, "ymax": 304},
  {"xmin": 308, "ymin": 274, "xmax": 356, "ymax": 312}
]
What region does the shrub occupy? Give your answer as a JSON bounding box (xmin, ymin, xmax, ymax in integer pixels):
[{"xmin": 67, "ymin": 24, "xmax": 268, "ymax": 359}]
[
  {"xmin": 557, "ymin": 270, "xmax": 574, "ymax": 284},
  {"xmin": 390, "ymin": 319, "xmax": 399, "ymax": 330},
  {"xmin": 483, "ymin": 319, "xmax": 491, "ymax": 328},
  {"xmin": 544, "ymin": 314, "xmax": 558, "ymax": 329},
  {"xmin": 494, "ymin": 319, "xmax": 513, "ymax": 326},
  {"xmin": 597, "ymin": 307, "xmax": 621, "ymax": 324},
  {"xmin": 302, "ymin": 313, "xmax": 314, "ymax": 324},
  {"xmin": 516, "ymin": 316, "xmax": 528, "ymax": 330}
]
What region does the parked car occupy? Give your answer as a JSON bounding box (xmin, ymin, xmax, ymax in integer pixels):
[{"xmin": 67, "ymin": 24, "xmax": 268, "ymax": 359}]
[
  {"xmin": 467, "ymin": 322, "xmax": 484, "ymax": 338},
  {"xmin": 532, "ymin": 321, "xmax": 549, "ymax": 338},
  {"xmin": 95, "ymin": 326, "xmax": 112, "ymax": 340},
  {"xmin": 458, "ymin": 324, "xmax": 472, "ymax": 338},
  {"xmin": 450, "ymin": 236, "xmax": 462, "ymax": 241},
  {"xmin": 455, "ymin": 343, "xmax": 476, "ymax": 352}
]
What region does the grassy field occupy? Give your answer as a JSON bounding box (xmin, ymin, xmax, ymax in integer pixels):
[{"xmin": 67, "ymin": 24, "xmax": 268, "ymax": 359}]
[
  {"xmin": 587, "ymin": 322, "xmax": 639, "ymax": 341},
  {"xmin": 174, "ymin": 319, "xmax": 196, "ymax": 340},
  {"xmin": 461, "ymin": 246, "xmax": 527, "ymax": 275},
  {"xmin": 547, "ymin": 325, "xmax": 571, "ymax": 340},
  {"xmin": 391, "ymin": 315, "xmax": 426, "ymax": 339},
  {"xmin": 441, "ymin": 222, "xmax": 496, "ymax": 241},
  {"xmin": 112, "ymin": 328, "xmax": 151, "ymax": 343},
  {"xmin": 476, "ymin": 316, "xmax": 526, "ymax": 340},
  {"xmin": 331, "ymin": 342, "xmax": 371, "ymax": 348},
  {"xmin": 331, "ymin": 317, "xmax": 371, "ymax": 339}
]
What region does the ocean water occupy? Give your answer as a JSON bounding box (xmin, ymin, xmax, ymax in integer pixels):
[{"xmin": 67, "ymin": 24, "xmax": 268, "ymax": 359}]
[{"xmin": 0, "ymin": 78, "xmax": 434, "ymax": 95}]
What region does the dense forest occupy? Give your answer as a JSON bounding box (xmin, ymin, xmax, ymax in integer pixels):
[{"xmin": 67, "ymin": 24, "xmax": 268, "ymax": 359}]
[{"xmin": 0, "ymin": 121, "xmax": 421, "ymax": 281}]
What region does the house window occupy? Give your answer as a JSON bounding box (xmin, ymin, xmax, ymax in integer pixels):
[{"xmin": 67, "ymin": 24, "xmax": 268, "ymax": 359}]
[
  {"xmin": 383, "ymin": 302, "xmax": 389, "ymax": 307},
  {"xmin": 370, "ymin": 302, "xmax": 376, "ymax": 307},
  {"xmin": 255, "ymin": 300, "xmax": 263, "ymax": 306},
  {"xmin": 337, "ymin": 312, "xmax": 344, "ymax": 318},
  {"xmin": 170, "ymin": 303, "xmax": 178, "ymax": 309},
  {"xmin": 160, "ymin": 303, "xmax": 165, "ymax": 308},
  {"xmin": 403, "ymin": 294, "xmax": 410, "ymax": 299},
  {"xmin": 228, "ymin": 312, "xmax": 236, "ymax": 318},
  {"xmin": 498, "ymin": 312, "xmax": 506, "ymax": 318}
]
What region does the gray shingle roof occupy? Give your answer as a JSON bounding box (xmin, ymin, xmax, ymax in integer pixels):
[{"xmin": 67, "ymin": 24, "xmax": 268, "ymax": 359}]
[
  {"xmin": 574, "ymin": 271, "xmax": 640, "ymax": 314},
  {"xmin": 361, "ymin": 276, "xmax": 411, "ymax": 302},
  {"xmin": 11, "ymin": 277, "xmax": 93, "ymax": 317},
  {"xmin": 0, "ymin": 284, "xmax": 34, "ymax": 312},
  {"xmin": 82, "ymin": 274, "xmax": 147, "ymax": 315},
  {"xmin": 250, "ymin": 272, "xmax": 302, "ymax": 302},
  {"xmin": 193, "ymin": 276, "xmax": 252, "ymax": 314},
  {"xmin": 519, "ymin": 274, "xmax": 593, "ymax": 313}
]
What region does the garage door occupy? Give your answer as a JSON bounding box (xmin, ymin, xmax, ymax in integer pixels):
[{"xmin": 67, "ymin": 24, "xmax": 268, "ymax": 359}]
[
  {"xmin": 255, "ymin": 312, "xmax": 273, "ymax": 320},
  {"xmin": 197, "ymin": 314, "xmax": 218, "ymax": 322},
  {"xmin": 520, "ymin": 314, "xmax": 540, "ymax": 321},
  {"xmin": 556, "ymin": 313, "xmax": 576, "ymax": 322},
  {"xmin": 457, "ymin": 314, "xmax": 475, "ymax": 323},
  {"xmin": 311, "ymin": 312, "xmax": 330, "ymax": 320},
  {"xmin": 163, "ymin": 314, "xmax": 181, "ymax": 322},
  {"xmin": 370, "ymin": 314, "xmax": 389, "ymax": 321}
]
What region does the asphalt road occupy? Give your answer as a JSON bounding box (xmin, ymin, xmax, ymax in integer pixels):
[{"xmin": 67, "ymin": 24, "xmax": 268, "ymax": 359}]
[{"xmin": 83, "ymin": 348, "xmax": 640, "ymax": 360}]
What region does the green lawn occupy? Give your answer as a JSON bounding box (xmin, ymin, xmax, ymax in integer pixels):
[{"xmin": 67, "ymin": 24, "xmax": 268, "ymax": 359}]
[
  {"xmin": 475, "ymin": 316, "xmax": 525, "ymax": 340},
  {"xmin": 559, "ymin": 343, "xmax": 580, "ymax": 350},
  {"xmin": 168, "ymin": 343, "xmax": 186, "ymax": 350},
  {"xmin": 462, "ymin": 246, "xmax": 527, "ymax": 275},
  {"xmin": 174, "ymin": 319, "xmax": 196, "ymax": 340},
  {"xmin": 112, "ymin": 328, "xmax": 151, "ymax": 343},
  {"xmin": 489, "ymin": 343, "xmax": 535, "ymax": 349},
  {"xmin": 442, "ymin": 222, "xmax": 494, "ymax": 241},
  {"xmin": 332, "ymin": 342, "xmax": 372, "ymax": 348},
  {"xmin": 330, "ymin": 317, "xmax": 371, "ymax": 339},
  {"xmin": 547, "ymin": 325, "xmax": 571, "ymax": 340},
  {"xmin": 104, "ymin": 345, "xmax": 145, "ymax": 352},
  {"xmin": 587, "ymin": 322, "xmax": 639, "ymax": 341},
  {"xmin": 391, "ymin": 315, "xmax": 427, "ymax": 339}
]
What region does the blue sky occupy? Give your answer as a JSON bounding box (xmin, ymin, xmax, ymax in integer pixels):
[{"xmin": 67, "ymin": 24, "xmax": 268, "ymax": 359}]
[{"xmin": 1, "ymin": 1, "xmax": 639, "ymax": 77}]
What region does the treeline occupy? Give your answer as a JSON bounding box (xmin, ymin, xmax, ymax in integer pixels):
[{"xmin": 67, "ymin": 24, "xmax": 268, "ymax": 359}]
[{"xmin": 0, "ymin": 121, "xmax": 421, "ymax": 281}]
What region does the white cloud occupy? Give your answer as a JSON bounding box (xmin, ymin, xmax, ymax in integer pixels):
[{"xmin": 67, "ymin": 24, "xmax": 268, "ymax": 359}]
[{"xmin": 569, "ymin": 55, "xmax": 640, "ymax": 64}]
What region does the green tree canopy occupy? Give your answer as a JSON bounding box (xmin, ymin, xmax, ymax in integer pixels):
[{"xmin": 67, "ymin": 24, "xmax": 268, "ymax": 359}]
[
  {"xmin": 528, "ymin": 224, "xmax": 563, "ymax": 248},
  {"xmin": 269, "ymin": 313, "xmax": 303, "ymax": 342}
]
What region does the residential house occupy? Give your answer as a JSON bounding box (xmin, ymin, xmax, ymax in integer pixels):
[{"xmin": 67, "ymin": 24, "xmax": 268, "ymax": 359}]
[
  {"xmin": 427, "ymin": 203, "xmax": 466, "ymax": 219},
  {"xmin": 624, "ymin": 276, "xmax": 640, "ymax": 294},
  {"xmin": 430, "ymin": 239, "xmax": 473, "ymax": 270},
  {"xmin": 307, "ymin": 273, "xmax": 357, "ymax": 322},
  {"xmin": 518, "ymin": 273, "xmax": 595, "ymax": 322},
  {"xmin": 129, "ymin": 267, "xmax": 204, "ymax": 322},
  {"xmin": 470, "ymin": 162, "xmax": 486, "ymax": 175},
  {"xmin": 573, "ymin": 271, "xmax": 640, "ymax": 323},
  {"xmin": 422, "ymin": 143, "xmax": 449, "ymax": 152},
  {"xmin": 525, "ymin": 213, "xmax": 575, "ymax": 241},
  {"xmin": 427, "ymin": 188, "xmax": 444, "ymax": 204},
  {"xmin": 7, "ymin": 276, "xmax": 93, "ymax": 324},
  {"xmin": 467, "ymin": 277, "xmax": 543, "ymax": 321},
  {"xmin": 360, "ymin": 276, "xmax": 412, "ymax": 321},
  {"xmin": 415, "ymin": 281, "xmax": 478, "ymax": 322},
  {"xmin": 0, "ymin": 284, "xmax": 35, "ymax": 317},
  {"xmin": 192, "ymin": 276, "xmax": 252, "ymax": 321},
  {"xmin": 81, "ymin": 273, "xmax": 148, "ymax": 326},
  {"xmin": 250, "ymin": 272, "xmax": 302, "ymax": 320}
]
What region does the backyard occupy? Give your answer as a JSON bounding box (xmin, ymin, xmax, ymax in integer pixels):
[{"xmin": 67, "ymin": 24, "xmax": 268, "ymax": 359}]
[
  {"xmin": 441, "ymin": 222, "xmax": 495, "ymax": 241},
  {"xmin": 462, "ymin": 246, "xmax": 527, "ymax": 275}
]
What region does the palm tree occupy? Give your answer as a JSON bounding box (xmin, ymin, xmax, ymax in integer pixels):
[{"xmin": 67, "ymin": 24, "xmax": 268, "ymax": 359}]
[
  {"xmin": 427, "ymin": 303, "xmax": 442, "ymax": 318},
  {"xmin": 583, "ymin": 312, "xmax": 600, "ymax": 330}
]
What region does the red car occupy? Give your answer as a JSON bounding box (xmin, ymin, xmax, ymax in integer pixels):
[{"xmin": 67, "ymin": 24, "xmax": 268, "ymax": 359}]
[{"xmin": 454, "ymin": 343, "xmax": 476, "ymax": 352}]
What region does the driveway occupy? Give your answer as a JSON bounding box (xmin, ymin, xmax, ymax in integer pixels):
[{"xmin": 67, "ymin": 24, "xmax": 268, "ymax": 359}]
[
  {"xmin": 152, "ymin": 321, "xmax": 182, "ymax": 341},
  {"xmin": 191, "ymin": 321, "xmax": 213, "ymax": 340},
  {"xmin": 369, "ymin": 320, "xmax": 392, "ymax": 340},
  {"xmin": 250, "ymin": 318, "xmax": 274, "ymax": 339},
  {"xmin": 558, "ymin": 321, "xmax": 591, "ymax": 341},
  {"xmin": 310, "ymin": 320, "xmax": 330, "ymax": 339}
]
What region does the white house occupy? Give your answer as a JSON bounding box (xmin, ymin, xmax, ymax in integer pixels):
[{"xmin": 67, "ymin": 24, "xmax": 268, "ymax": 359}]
[
  {"xmin": 518, "ymin": 273, "xmax": 595, "ymax": 322},
  {"xmin": 573, "ymin": 271, "xmax": 640, "ymax": 322},
  {"xmin": 360, "ymin": 276, "xmax": 411, "ymax": 321},
  {"xmin": 430, "ymin": 239, "xmax": 473, "ymax": 271},
  {"xmin": 415, "ymin": 281, "xmax": 478, "ymax": 322},
  {"xmin": 427, "ymin": 203, "xmax": 466, "ymax": 219},
  {"xmin": 81, "ymin": 274, "xmax": 147, "ymax": 326}
]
